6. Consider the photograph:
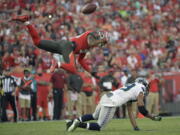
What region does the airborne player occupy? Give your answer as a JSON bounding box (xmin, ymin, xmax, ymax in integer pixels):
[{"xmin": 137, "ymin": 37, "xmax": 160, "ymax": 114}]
[{"xmin": 10, "ymin": 15, "xmax": 107, "ymax": 75}]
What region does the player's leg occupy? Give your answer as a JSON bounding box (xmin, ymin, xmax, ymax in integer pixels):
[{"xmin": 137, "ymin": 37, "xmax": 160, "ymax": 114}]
[
  {"xmin": 31, "ymin": 92, "xmax": 37, "ymax": 121},
  {"xmin": 76, "ymin": 92, "xmax": 83, "ymax": 116},
  {"xmin": 76, "ymin": 106, "xmax": 116, "ymax": 131},
  {"xmin": 94, "ymin": 106, "xmax": 116, "ymax": 130},
  {"xmin": 78, "ymin": 103, "xmax": 101, "ymax": 122},
  {"xmin": 26, "ymin": 24, "xmax": 73, "ymax": 59},
  {"xmin": 76, "ymin": 104, "xmax": 102, "ymax": 131},
  {"xmin": 19, "ymin": 96, "xmax": 26, "ymax": 121},
  {"xmin": 11, "ymin": 15, "xmax": 74, "ymax": 63},
  {"xmin": 154, "ymin": 93, "xmax": 159, "ymax": 115},
  {"xmin": 60, "ymin": 52, "xmax": 78, "ymax": 74},
  {"xmin": 66, "ymin": 91, "xmax": 73, "ymax": 119},
  {"xmin": 67, "ymin": 103, "xmax": 101, "ymax": 132},
  {"xmin": 40, "ymin": 98, "xmax": 49, "ymax": 120},
  {"xmin": 9, "ymin": 95, "xmax": 18, "ymax": 122},
  {"xmin": 26, "ymin": 99, "xmax": 31, "ymax": 121},
  {"xmin": 53, "ymin": 89, "xmax": 60, "ymax": 120},
  {"xmin": 38, "ymin": 40, "xmax": 74, "ymax": 63},
  {"xmin": 146, "ymin": 92, "xmax": 154, "ymax": 114},
  {"xmin": 11, "ymin": 15, "xmax": 58, "ymax": 52},
  {"xmin": 1, "ymin": 95, "xmax": 8, "ymax": 121},
  {"xmin": 25, "ymin": 23, "xmax": 77, "ymax": 73}
]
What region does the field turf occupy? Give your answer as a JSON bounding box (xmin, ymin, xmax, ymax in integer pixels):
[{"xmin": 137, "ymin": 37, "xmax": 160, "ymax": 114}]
[{"xmin": 0, "ymin": 116, "xmax": 180, "ymax": 135}]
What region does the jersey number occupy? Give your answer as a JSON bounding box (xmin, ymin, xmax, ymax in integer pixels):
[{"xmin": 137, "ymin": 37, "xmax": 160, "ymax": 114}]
[{"xmin": 121, "ymin": 83, "xmax": 135, "ymax": 91}]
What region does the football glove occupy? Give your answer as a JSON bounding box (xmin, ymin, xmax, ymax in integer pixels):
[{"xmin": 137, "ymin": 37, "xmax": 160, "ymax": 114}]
[{"xmin": 152, "ymin": 116, "xmax": 162, "ymax": 121}]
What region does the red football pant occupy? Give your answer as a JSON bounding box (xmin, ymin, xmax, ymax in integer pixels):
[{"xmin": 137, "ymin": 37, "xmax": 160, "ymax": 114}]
[{"xmin": 26, "ymin": 24, "xmax": 40, "ymax": 46}]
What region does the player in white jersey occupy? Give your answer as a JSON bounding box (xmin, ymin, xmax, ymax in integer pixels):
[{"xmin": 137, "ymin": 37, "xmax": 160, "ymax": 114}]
[
  {"xmin": 66, "ymin": 78, "xmax": 162, "ymax": 132},
  {"xmin": 100, "ymin": 83, "xmax": 145, "ymax": 107}
]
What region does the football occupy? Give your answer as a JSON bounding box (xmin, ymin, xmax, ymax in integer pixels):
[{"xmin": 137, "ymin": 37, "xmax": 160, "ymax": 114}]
[{"xmin": 81, "ymin": 3, "xmax": 97, "ymax": 14}]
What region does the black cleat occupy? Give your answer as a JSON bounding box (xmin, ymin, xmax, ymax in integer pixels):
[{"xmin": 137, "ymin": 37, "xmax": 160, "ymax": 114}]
[
  {"xmin": 66, "ymin": 120, "xmax": 73, "ymax": 131},
  {"xmin": 67, "ymin": 119, "xmax": 80, "ymax": 132}
]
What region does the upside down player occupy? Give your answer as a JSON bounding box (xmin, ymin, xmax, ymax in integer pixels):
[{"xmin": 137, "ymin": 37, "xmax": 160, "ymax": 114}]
[
  {"xmin": 10, "ymin": 15, "xmax": 108, "ymax": 74},
  {"xmin": 66, "ymin": 78, "xmax": 162, "ymax": 132}
]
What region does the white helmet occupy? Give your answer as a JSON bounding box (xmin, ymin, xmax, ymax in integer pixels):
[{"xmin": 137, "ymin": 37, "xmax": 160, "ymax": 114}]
[{"xmin": 135, "ymin": 77, "xmax": 149, "ymax": 96}]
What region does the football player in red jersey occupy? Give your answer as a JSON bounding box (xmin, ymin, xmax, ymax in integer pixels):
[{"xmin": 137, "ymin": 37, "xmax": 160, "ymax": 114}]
[{"xmin": 10, "ymin": 15, "xmax": 108, "ymax": 75}]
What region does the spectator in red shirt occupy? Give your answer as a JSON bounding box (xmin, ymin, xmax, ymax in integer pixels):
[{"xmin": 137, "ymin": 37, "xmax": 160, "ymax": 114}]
[
  {"xmin": 36, "ymin": 68, "xmax": 51, "ymax": 120},
  {"xmin": 50, "ymin": 68, "xmax": 67, "ymax": 120},
  {"xmin": 147, "ymin": 72, "xmax": 163, "ymax": 115},
  {"xmin": 2, "ymin": 52, "xmax": 15, "ymax": 70}
]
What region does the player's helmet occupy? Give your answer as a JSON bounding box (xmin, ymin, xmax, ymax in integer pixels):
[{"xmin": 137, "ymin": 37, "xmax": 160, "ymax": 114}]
[
  {"xmin": 135, "ymin": 77, "xmax": 149, "ymax": 96},
  {"xmin": 90, "ymin": 31, "xmax": 109, "ymax": 46}
]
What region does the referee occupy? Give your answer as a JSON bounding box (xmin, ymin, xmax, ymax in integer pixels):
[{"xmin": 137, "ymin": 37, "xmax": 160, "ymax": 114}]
[{"xmin": 0, "ymin": 69, "xmax": 18, "ymax": 122}]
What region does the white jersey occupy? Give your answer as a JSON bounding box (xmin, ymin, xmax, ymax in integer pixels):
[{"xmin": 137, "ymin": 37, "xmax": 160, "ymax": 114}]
[{"xmin": 100, "ymin": 82, "xmax": 145, "ymax": 107}]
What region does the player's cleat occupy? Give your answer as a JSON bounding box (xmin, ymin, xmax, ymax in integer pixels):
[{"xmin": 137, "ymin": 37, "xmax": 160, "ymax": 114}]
[
  {"xmin": 134, "ymin": 126, "xmax": 140, "ymax": 131},
  {"xmin": 66, "ymin": 120, "xmax": 73, "ymax": 131},
  {"xmin": 153, "ymin": 116, "xmax": 162, "ymax": 121},
  {"xmin": 67, "ymin": 119, "xmax": 80, "ymax": 132},
  {"xmin": 11, "ymin": 15, "xmax": 30, "ymax": 23}
]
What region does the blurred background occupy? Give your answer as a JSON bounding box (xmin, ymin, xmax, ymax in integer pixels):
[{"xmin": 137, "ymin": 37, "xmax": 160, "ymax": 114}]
[{"xmin": 0, "ymin": 0, "xmax": 180, "ymax": 122}]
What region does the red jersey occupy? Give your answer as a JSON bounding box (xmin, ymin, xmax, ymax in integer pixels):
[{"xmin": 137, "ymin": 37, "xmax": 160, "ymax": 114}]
[
  {"xmin": 50, "ymin": 72, "xmax": 66, "ymax": 89},
  {"xmin": 149, "ymin": 79, "xmax": 160, "ymax": 93},
  {"xmin": 2, "ymin": 55, "xmax": 15, "ymax": 69},
  {"xmin": 36, "ymin": 73, "xmax": 51, "ymax": 99},
  {"xmin": 61, "ymin": 31, "xmax": 93, "ymax": 74},
  {"xmin": 70, "ymin": 30, "xmax": 93, "ymax": 54}
]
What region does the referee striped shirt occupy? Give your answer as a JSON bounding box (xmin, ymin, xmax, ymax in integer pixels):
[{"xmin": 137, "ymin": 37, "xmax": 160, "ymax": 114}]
[{"xmin": 1, "ymin": 76, "xmax": 17, "ymax": 93}]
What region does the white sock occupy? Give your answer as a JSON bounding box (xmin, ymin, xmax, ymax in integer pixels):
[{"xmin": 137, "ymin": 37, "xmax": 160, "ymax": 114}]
[
  {"xmin": 25, "ymin": 21, "xmax": 30, "ymax": 25},
  {"xmin": 78, "ymin": 117, "xmax": 82, "ymax": 122},
  {"xmin": 86, "ymin": 123, "xmax": 90, "ymax": 129},
  {"xmin": 57, "ymin": 61, "xmax": 61, "ymax": 67}
]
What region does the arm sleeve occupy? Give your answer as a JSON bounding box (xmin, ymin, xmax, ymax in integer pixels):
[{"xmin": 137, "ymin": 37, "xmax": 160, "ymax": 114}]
[
  {"xmin": 78, "ymin": 53, "xmax": 91, "ymax": 72},
  {"xmin": 138, "ymin": 106, "xmax": 149, "ymax": 116}
]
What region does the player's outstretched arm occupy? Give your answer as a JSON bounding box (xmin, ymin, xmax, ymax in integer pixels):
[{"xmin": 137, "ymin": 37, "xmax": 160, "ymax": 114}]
[
  {"xmin": 137, "ymin": 92, "xmax": 162, "ymax": 121},
  {"xmin": 127, "ymin": 102, "xmax": 140, "ymax": 131}
]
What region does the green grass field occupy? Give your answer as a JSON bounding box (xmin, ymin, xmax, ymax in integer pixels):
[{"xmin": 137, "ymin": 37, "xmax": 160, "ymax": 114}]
[{"xmin": 0, "ymin": 117, "xmax": 180, "ymax": 135}]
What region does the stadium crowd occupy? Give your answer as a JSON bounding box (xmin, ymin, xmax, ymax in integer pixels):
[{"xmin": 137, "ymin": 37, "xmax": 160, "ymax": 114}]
[{"xmin": 0, "ymin": 0, "xmax": 180, "ymax": 122}]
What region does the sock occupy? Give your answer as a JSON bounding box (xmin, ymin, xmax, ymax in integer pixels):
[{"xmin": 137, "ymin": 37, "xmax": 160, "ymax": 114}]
[
  {"xmin": 78, "ymin": 114, "xmax": 94, "ymax": 122},
  {"xmin": 78, "ymin": 122, "xmax": 87, "ymax": 129},
  {"xmin": 25, "ymin": 21, "xmax": 30, "ymax": 25},
  {"xmin": 88, "ymin": 123, "xmax": 101, "ymax": 131},
  {"xmin": 78, "ymin": 122, "xmax": 101, "ymax": 131},
  {"xmin": 26, "ymin": 24, "xmax": 40, "ymax": 46}
]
